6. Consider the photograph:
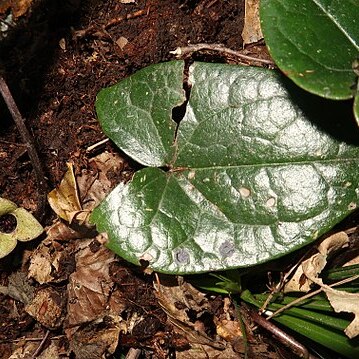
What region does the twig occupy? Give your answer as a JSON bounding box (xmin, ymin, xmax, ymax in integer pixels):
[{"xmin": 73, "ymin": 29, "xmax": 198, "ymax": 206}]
[
  {"xmin": 104, "ymin": 8, "xmax": 148, "ymax": 29},
  {"xmin": 259, "ymin": 247, "xmax": 316, "ymax": 314},
  {"xmin": 86, "ymin": 138, "xmax": 109, "ymax": 152},
  {"xmin": 248, "ymin": 305, "xmax": 314, "ymax": 359},
  {"xmin": 266, "ymin": 274, "xmax": 359, "ymax": 320},
  {"xmin": 0, "ymin": 76, "xmax": 47, "ymax": 221},
  {"xmin": 31, "ymin": 330, "xmax": 50, "ymax": 359},
  {"xmin": 0, "ymin": 334, "xmax": 65, "ymax": 344},
  {"xmin": 170, "ymin": 43, "xmax": 275, "ymax": 66}
]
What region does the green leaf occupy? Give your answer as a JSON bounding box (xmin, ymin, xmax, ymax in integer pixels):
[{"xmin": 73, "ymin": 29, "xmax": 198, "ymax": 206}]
[
  {"xmin": 260, "ymin": 0, "xmax": 359, "ymax": 101},
  {"xmin": 91, "ymin": 61, "xmax": 359, "ymax": 274},
  {"xmin": 252, "ymin": 292, "xmax": 334, "ymax": 312},
  {"xmin": 325, "ymin": 264, "xmax": 359, "ymax": 282},
  {"xmin": 96, "ymin": 61, "xmax": 185, "ymax": 167}
]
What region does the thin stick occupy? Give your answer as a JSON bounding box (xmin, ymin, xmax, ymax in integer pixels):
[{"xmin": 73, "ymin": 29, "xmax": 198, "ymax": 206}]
[
  {"xmin": 0, "ymin": 334, "xmax": 65, "ymax": 344},
  {"xmin": 104, "ymin": 8, "xmax": 148, "ymax": 29},
  {"xmin": 248, "ymin": 306, "xmax": 313, "ymax": 359},
  {"xmin": 170, "ymin": 43, "xmax": 275, "ymax": 66},
  {"xmin": 0, "ymin": 76, "xmax": 47, "ymax": 221},
  {"xmin": 266, "ymin": 274, "xmax": 359, "ymax": 320},
  {"xmin": 31, "ymin": 330, "xmax": 50, "ymax": 359},
  {"xmin": 260, "ymin": 246, "xmax": 316, "ymax": 313},
  {"xmin": 86, "ymin": 138, "xmax": 109, "ymax": 152}
]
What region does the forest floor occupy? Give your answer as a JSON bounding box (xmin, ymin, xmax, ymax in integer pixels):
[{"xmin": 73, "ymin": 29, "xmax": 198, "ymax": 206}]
[{"xmin": 0, "ymin": 1, "xmax": 354, "ymax": 358}]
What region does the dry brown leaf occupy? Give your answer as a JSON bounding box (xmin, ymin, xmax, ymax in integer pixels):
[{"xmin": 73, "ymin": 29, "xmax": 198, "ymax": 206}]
[
  {"xmin": 299, "ymin": 232, "xmax": 359, "ymax": 338},
  {"xmin": 241, "ymin": 0, "xmax": 263, "ymax": 46},
  {"xmin": 28, "ymin": 247, "xmax": 54, "ymax": 284},
  {"xmin": 25, "ymin": 287, "xmax": 66, "ymax": 329},
  {"xmin": 175, "ymin": 342, "xmax": 240, "ymax": 359},
  {"xmin": 0, "ymin": 271, "xmax": 34, "ymax": 304},
  {"xmin": 8, "ymin": 342, "xmax": 38, "ymax": 359},
  {"xmin": 31, "ymin": 153, "xmax": 122, "ymax": 284},
  {"xmin": 301, "ymin": 271, "xmax": 359, "ymax": 339},
  {"xmin": 77, "ymin": 151, "xmax": 124, "ymax": 211},
  {"xmin": 284, "ymin": 231, "xmax": 349, "ymax": 292},
  {"xmin": 48, "ymin": 162, "xmax": 82, "ymax": 223},
  {"xmin": 325, "ymin": 289, "xmax": 359, "ymax": 338},
  {"xmin": 37, "ymin": 342, "xmax": 60, "ymax": 359},
  {"xmin": 48, "ymin": 152, "xmax": 123, "ymax": 225},
  {"xmin": 28, "ymin": 228, "xmax": 77, "ymax": 284},
  {"xmin": 216, "ymin": 319, "xmax": 242, "ymax": 341},
  {"xmin": 66, "ymin": 236, "xmax": 117, "ymax": 326},
  {"xmin": 70, "ymin": 315, "xmax": 123, "ymax": 358},
  {"xmin": 0, "ymin": 0, "xmax": 32, "ymax": 18},
  {"xmin": 155, "ymin": 276, "xmax": 211, "ymax": 323},
  {"xmin": 116, "ymin": 36, "xmax": 129, "ymax": 50},
  {"xmin": 155, "ymin": 276, "xmax": 226, "ymax": 349}
]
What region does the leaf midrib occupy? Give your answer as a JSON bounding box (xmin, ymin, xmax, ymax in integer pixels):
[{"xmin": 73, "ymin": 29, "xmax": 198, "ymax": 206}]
[
  {"xmin": 311, "ymin": 0, "xmax": 359, "ymax": 51},
  {"xmin": 172, "ymin": 157, "xmax": 359, "ymax": 171}
]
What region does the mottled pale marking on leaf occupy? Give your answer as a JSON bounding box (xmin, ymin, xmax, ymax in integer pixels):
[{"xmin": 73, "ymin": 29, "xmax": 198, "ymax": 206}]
[
  {"xmin": 219, "ymin": 241, "xmax": 235, "ymax": 258},
  {"xmin": 140, "ymin": 253, "xmax": 153, "ymax": 262},
  {"xmin": 175, "ymin": 249, "xmax": 190, "ymax": 264},
  {"xmin": 239, "ymin": 187, "xmax": 251, "ymax": 198},
  {"xmin": 348, "ymin": 202, "xmax": 357, "ymax": 210},
  {"xmin": 344, "ymin": 182, "xmax": 352, "ymax": 188},
  {"xmin": 265, "ymin": 197, "xmax": 276, "ymax": 207},
  {"xmin": 188, "ymin": 170, "xmax": 196, "ymax": 180}
]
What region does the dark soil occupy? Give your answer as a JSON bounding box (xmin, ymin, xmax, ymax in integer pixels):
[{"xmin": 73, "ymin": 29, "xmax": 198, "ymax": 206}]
[
  {"xmin": 0, "ymin": 0, "xmax": 245, "ymax": 207},
  {"xmin": 0, "ymin": 1, "xmax": 287, "ymax": 358}
]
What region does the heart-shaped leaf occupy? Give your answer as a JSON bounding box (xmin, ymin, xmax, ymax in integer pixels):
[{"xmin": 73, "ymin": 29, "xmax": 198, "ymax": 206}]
[
  {"xmin": 92, "ymin": 61, "xmax": 359, "ymax": 274},
  {"xmin": 260, "ymin": 0, "xmax": 359, "ymax": 119}
]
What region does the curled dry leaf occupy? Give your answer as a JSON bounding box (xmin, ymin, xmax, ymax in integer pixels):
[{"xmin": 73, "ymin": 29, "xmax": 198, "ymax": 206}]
[
  {"xmin": 242, "ymin": 0, "xmax": 263, "ymax": 46},
  {"xmin": 325, "ymin": 289, "xmax": 359, "ymax": 339},
  {"xmin": 30, "ymin": 152, "xmax": 123, "ymax": 284},
  {"xmin": 154, "ymin": 276, "xmax": 225, "ymax": 349},
  {"xmin": 25, "ymin": 287, "xmax": 66, "ymax": 329},
  {"xmin": 284, "ymin": 231, "xmax": 349, "ymax": 292},
  {"xmin": 216, "ymin": 319, "xmax": 242, "ymax": 342},
  {"xmin": 77, "ymin": 151, "xmax": 124, "ymax": 212},
  {"xmin": 70, "ymin": 315, "xmax": 124, "ymax": 358},
  {"xmin": 296, "ymin": 232, "xmax": 359, "ymax": 338},
  {"xmin": 301, "ymin": 268, "xmax": 359, "ymax": 339},
  {"xmin": 48, "ymin": 152, "xmax": 124, "ymax": 225},
  {"xmin": 48, "ymin": 163, "xmax": 83, "ymax": 223},
  {"xmin": 28, "ymin": 238, "xmax": 75, "ymax": 285},
  {"xmin": 8, "ymin": 342, "xmax": 39, "ymax": 359},
  {"xmin": 66, "ymin": 236, "xmax": 117, "ymax": 326}
]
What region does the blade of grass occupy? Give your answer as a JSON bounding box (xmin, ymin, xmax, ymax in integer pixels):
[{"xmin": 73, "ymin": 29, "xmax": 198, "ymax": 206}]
[
  {"xmin": 241, "ymin": 290, "xmax": 359, "ymax": 358},
  {"xmin": 324, "ymin": 264, "xmax": 359, "ymax": 281}
]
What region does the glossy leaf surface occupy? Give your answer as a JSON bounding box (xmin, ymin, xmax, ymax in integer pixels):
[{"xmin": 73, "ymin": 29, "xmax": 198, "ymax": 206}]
[
  {"xmin": 260, "ymin": 0, "xmax": 359, "ymax": 102},
  {"xmin": 91, "ymin": 61, "xmax": 359, "ymax": 274}
]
